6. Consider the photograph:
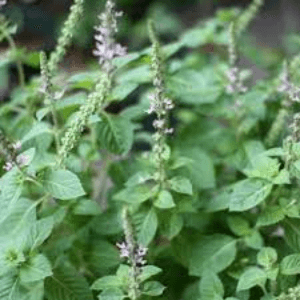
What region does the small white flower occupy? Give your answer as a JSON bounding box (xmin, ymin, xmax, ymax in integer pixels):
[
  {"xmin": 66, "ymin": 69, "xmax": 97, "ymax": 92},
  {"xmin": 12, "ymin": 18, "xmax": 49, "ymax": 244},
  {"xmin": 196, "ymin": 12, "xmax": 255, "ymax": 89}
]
[
  {"xmin": 153, "ymin": 119, "xmax": 165, "ymax": 129},
  {"xmin": 0, "ymin": 0, "xmax": 6, "ymax": 9},
  {"xmin": 16, "ymin": 154, "xmax": 29, "ymax": 167},
  {"xmin": 116, "ymin": 242, "xmax": 130, "ymax": 258},
  {"xmin": 3, "ymin": 161, "xmax": 13, "ymax": 172},
  {"xmin": 12, "ymin": 141, "xmax": 22, "ymax": 151}
]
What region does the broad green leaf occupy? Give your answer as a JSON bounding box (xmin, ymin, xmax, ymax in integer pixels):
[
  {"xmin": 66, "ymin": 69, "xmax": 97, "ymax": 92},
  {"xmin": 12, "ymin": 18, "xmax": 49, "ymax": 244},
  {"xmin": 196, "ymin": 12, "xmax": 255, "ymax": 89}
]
[
  {"xmin": 257, "ymin": 248, "xmax": 277, "ymax": 268},
  {"xmin": 273, "ymin": 169, "xmax": 290, "ymax": 185},
  {"xmin": 29, "ymin": 216, "xmax": 54, "ymax": 249},
  {"xmin": 21, "ymin": 122, "xmax": 51, "ymax": 144},
  {"xmin": 99, "ymin": 288, "xmax": 125, "ymax": 300},
  {"xmin": 142, "ymin": 281, "xmax": 166, "ymax": 296},
  {"xmin": 136, "ymin": 208, "xmax": 158, "ymax": 246},
  {"xmin": 244, "ymin": 230, "xmax": 264, "ymax": 250},
  {"xmin": 199, "ymin": 271, "xmax": 224, "ymax": 300},
  {"xmin": 154, "ymin": 190, "xmax": 175, "ymax": 209},
  {"xmin": 91, "ymin": 276, "xmax": 122, "ymax": 290},
  {"xmin": 256, "ymin": 206, "xmax": 285, "ymax": 227},
  {"xmin": 283, "ymin": 219, "xmax": 300, "ymax": 252},
  {"xmin": 97, "ymin": 113, "xmax": 135, "ymax": 155},
  {"xmin": 161, "ymin": 212, "xmax": 184, "ymax": 240},
  {"xmin": 189, "ymin": 234, "xmax": 236, "ymax": 276},
  {"xmin": 237, "ymin": 267, "xmax": 267, "ymax": 291},
  {"xmin": 73, "ymin": 199, "xmax": 101, "ymax": 216},
  {"xmin": 168, "ymin": 176, "xmax": 193, "ymax": 195},
  {"xmin": 229, "ymin": 179, "xmax": 273, "ymax": 212},
  {"xmin": 19, "ymin": 254, "xmax": 52, "ymax": 283},
  {"xmin": 227, "ymin": 216, "xmax": 252, "ymax": 236},
  {"xmin": 139, "ymin": 265, "xmax": 162, "ymax": 282},
  {"xmin": 42, "ymin": 169, "xmax": 85, "ymax": 200},
  {"xmin": 168, "ymin": 69, "xmax": 221, "ymax": 105},
  {"xmin": 113, "ymin": 185, "xmax": 156, "ymax": 204},
  {"xmin": 205, "ymin": 189, "xmax": 231, "ymax": 212},
  {"xmin": 45, "ymin": 262, "xmax": 93, "ymax": 300},
  {"xmin": 125, "ymin": 171, "xmax": 153, "ymax": 187},
  {"xmin": 110, "ymin": 82, "xmax": 138, "ymax": 101},
  {"xmin": 281, "ymin": 254, "xmax": 300, "ymax": 275}
]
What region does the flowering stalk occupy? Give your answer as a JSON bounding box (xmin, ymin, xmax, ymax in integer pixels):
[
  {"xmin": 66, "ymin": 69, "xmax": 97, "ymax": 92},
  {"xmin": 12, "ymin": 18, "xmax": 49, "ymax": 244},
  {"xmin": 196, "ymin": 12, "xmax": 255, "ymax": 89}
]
[
  {"xmin": 117, "ymin": 206, "xmax": 147, "ymax": 300},
  {"xmin": 277, "ymin": 285, "xmax": 300, "ymax": 300},
  {"xmin": 57, "ymin": 0, "xmax": 126, "ymax": 167},
  {"xmin": 0, "ymin": 131, "xmax": 26, "ymax": 171},
  {"xmin": 40, "ymin": 51, "xmax": 61, "ymax": 151},
  {"xmin": 48, "ymin": 0, "xmax": 84, "ymax": 75},
  {"xmin": 148, "ymin": 20, "xmax": 174, "ymax": 188}
]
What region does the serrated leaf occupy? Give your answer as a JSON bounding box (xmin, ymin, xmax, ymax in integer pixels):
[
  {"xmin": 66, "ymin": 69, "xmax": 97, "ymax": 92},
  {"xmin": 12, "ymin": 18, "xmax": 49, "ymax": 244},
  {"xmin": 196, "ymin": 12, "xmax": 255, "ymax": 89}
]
[
  {"xmin": 199, "ymin": 271, "xmax": 224, "ymax": 300},
  {"xmin": 256, "ymin": 206, "xmax": 285, "ymax": 227},
  {"xmin": 189, "ymin": 234, "xmax": 236, "ymax": 276},
  {"xmin": 42, "ymin": 169, "xmax": 85, "ymax": 200},
  {"xmin": 97, "ymin": 113, "xmax": 134, "ymax": 155},
  {"xmin": 142, "ymin": 281, "xmax": 166, "ymax": 296},
  {"xmin": 281, "ymin": 254, "xmax": 300, "ymax": 275},
  {"xmin": 229, "ymin": 179, "xmax": 273, "ymax": 212},
  {"xmin": 45, "ymin": 262, "xmax": 93, "ymax": 300},
  {"xmin": 139, "ymin": 266, "xmax": 162, "ymax": 282},
  {"xmin": 113, "ymin": 185, "xmax": 156, "ymax": 204},
  {"xmin": 91, "ymin": 276, "xmax": 122, "ymax": 290},
  {"xmin": 19, "ymin": 254, "xmax": 52, "ymax": 283},
  {"xmin": 168, "ymin": 176, "xmax": 193, "ymax": 195},
  {"xmin": 237, "ymin": 267, "xmax": 267, "ymax": 291},
  {"xmin": 257, "ymin": 247, "xmax": 277, "ymax": 268},
  {"xmin": 154, "ymin": 190, "xmax": 175, "ymax": 209},
  {"xmin": 136, "ymin": 208, "xmax": 158, "ymax": 246}
]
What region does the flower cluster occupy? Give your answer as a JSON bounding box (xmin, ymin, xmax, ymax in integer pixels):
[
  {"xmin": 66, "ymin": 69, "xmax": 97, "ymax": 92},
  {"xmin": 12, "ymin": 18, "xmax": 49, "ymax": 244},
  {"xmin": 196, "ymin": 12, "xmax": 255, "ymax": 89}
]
[
  {"xmin": 225, "ymin": 67, "xmax": 248, "ymax": 95},
  {"xmin": 278, "ymin": 285, "xmax": 300, "ymax": 300},
  {"xmin": 278, "ymin": 62, "xmax": 300, "ymax": 101},
  {"xmin": 93, "ymin": 0, "xmax": 127, "ymax": 73},
  {"xmin": 117, "ymin": 242, "xmax": 147, "ymax": 266}
]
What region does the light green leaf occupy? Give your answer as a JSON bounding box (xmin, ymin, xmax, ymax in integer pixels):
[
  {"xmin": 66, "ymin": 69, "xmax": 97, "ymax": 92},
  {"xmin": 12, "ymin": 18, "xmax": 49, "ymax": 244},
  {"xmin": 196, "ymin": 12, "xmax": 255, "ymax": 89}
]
[
  {"xmin": 168, "ymin": 176, "xmax": 193, "ymax": 195},
  {"xmin": 113, "ymin": 185, "xmax": 156, "ymax": 204},
  {"xmin": 205, "ymin": 189, "xmax": 231, "ymax": 212},
  {"xmin": 142, "ymin": 281, "xmax": 166, "ymax": 296},
  {"xmin": 244, "ymin": 230, "xmax": 264, "ymax": 250},
  {"xmin": 273, "ymin": 169, "xmax": 290, "ymax": 185},
  {"xmin": 257, "ymin": 247, "xmax": 277, "ymax": 268},
  {"xmin": 99, "ymin": 288, "xmax": 125, "ymax": 300},
  {"xmin": 139, "ymin": 265, "xmax": 162, "ymax": 282},
  {"xmin": 91, "ymin": 276, "xmax": 122, "ymax": 290},
  {"xmin": 42, "ymin": 169, "xmax": 85, "ymax": 200},
  {"xmin": 154, "ymin": 190, "xmax": 175, "ymax": 209},
  {"xmin": 73, "ymin": 199, "xmax": 101, "ymax": 216},
  {"xmin": 199, "ymin": 271, "xmax": 224, "ymax": 300},
  {"xmin": 256, "ymin": 206, "xmax": 285, "ymax": 227},
  {"xmin": 281, "ymin": 254, "xmax": 300, "ymax": 275},
  {"xmin": 19, "ymin": 254, "xmax": 52, "ymax": 283},
  {"xmin": 97, "ymin": 113, "xmax": 135, "ymax": 155},
  {"xmin": 110, "ymin": 82, "xmax": 138, "ymax": 101},
  {"xmin": 45, "ymin": 262, "xmax": 93, "ymax": 300},
  {"xmin": 168, "ymin": 69, "xmax": 221, "ymax": 105},
  {"xmin": 227, "ymin": 216, "xmax": 252, "ymax": 236},
  {"xmin": 125, "ymin": 171, "xmax": 153, "ymax": 187},
  {"xmin": 29, "ymin": 216, "xmax": 54, "ymax": 249},
  {"xmin": 136, "ymin": 208, "xmax": 158, "ymax": 246},
  {"xmin": 21, "ymin": 122, "xmax": 51, "ymax": 144},
  {"xmin": 283, "ymin": 219, "xmax": 300, "ymax": 252},
  {"xmin": 229, "ymin": 179, "xmax": 273, "ymax": 212},
  {"xmin": 237, "ymin": 267, "xmax": 267, "ymax": 291},
  {"xmin": 189, "ymin": 234, "xmax": 236, "ymax": 276}
]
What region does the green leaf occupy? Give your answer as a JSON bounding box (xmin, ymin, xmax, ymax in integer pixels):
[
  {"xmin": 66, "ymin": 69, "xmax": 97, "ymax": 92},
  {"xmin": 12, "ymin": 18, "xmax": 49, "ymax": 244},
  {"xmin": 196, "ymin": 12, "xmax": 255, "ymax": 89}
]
[
  {"xmin": 281, "ymin": 254, "xmax": 300, "ymax": 275},
  {"xmin": 257, "ymin": 247, "xmax": 277, "ymax": 268},
  {"xmin": 229, "ymin": 179, "xmax": 273, "ymax": 212},
  {"xmin": 205, "ymin": 189, "xmax": 231, "ymax": 212},
  {"xmin": 42, "ymin": 169, "xmax": 85, "ymax": 200},
  {"xmin": 45, "ymin": 262, "xmax": 93, "ymax": 300},
  {"xmin": 256, "ymin": 206, "xmax": 285, "ymax": 227},
  {"xmin": 73, "ymin": 199, "xmax": 101, "ymax": 216},
  {"xmin": 227, "ymin": 216, "xmax": 252, "ymax": 236},
  {"xmin": 154, "ymin": 190, "xmax": 175, "ymax": 209},
  {"xmin": 244, "ymin": 230, "xmax": 264, "ymax": 250},
  {"xmin": 283, "ymin": 219, "xmax": 300, "ymax": 252},
  {"xmin": 273, "ymin": 169, "xmax": 290, "ymax": 185},
  {"xmin": 97, "ymin": 113, "xmax": 134, "ymax": 155},
  {"xmin": 125, "ymin": 171, "xmax": 153, "ymax": 187},
  {"xmin": 113, "ymin": 185, "xmax": 156, "ymax": 204},
  {"xmin": 189, "ymin": 234, "xmax": 236, "ymax": 276},
  {"xmin": 136, "ymin": 208, "xmax": 158, "ymax": 246},
  {"xmin": 21, "ymin": 122, "xmax": 52, "ymax": 144},
  {"xmin": 142, "ymin": 281, "xmax": 166, "ymax": 296},
  {"xmin": 168, "ymin": 68, "xmax": 221, "ymax": 105},
  {"xmin": 99, "ymin": 288, "xmax": 125, "ymax": 300},
  {"xmin": 19, "ymin": 254, "xmax": 52, "ymax": 283},
  {"xmin": 139, "ymin": 265, "xmax": 162, "ymax": 282},
  {"xmin": 110, "ymin": 82, "xmax": 138, "ymax": 101},
  {"xmin": 161, "ymin": 212, "xmax": 184, "ymax": 239},
  {"xmin": 237, "ymin": 267, "xmax": 267, "ymax": 291},
  {"xmin": 199, "ymin": 271, "xmax": 224, "ymax": 300},
  {"xmin": 29, "ymin": 216, "xmax": 54, "ymax": 249},
  {"xmin": 91, "ymin": 276, "xmax": 122, "ymax": 290},
  {"xmin": 168, "ymin": 176, "xmax": 193, "ymax": 195}
]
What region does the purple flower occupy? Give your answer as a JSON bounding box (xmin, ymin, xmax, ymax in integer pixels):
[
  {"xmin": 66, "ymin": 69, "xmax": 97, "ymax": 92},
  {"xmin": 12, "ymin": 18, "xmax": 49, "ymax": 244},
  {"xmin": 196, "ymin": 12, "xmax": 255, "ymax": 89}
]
[
  {"xmin": 3, "ymin": 161, "xmax": 13, "ymax": 172},
  {"xmin": 12, "ymin": 141, "xmax": 22, "ymax": 151}
]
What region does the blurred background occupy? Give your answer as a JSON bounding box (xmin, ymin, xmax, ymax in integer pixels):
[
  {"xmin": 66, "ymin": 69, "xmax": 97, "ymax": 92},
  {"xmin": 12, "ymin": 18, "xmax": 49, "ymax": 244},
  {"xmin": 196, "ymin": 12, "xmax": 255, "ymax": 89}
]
[{"xmin": 1, "ymin": 0, "xmax": 300, "ymax": 87}]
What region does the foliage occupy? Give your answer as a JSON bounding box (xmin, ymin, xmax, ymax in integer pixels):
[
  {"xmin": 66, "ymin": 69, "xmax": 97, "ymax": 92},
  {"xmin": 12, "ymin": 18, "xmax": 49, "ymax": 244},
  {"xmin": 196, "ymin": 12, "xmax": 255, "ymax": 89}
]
[{"xmin": 1, "ymin": 0, "xmax": 300, "ymax": 299}]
